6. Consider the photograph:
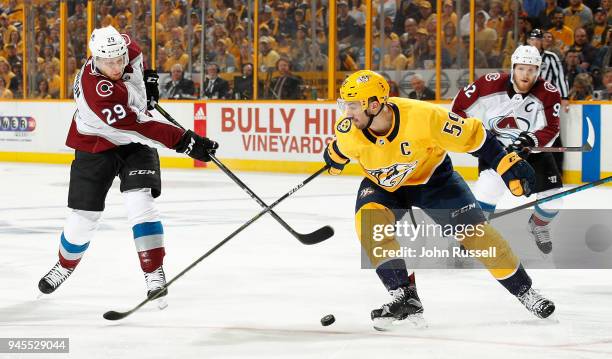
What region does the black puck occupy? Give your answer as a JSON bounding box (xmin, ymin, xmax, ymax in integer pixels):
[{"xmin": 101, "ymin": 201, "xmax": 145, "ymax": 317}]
[{"xmin": 321, "ymin": 314, "xmax": 335, "ymax": 326}]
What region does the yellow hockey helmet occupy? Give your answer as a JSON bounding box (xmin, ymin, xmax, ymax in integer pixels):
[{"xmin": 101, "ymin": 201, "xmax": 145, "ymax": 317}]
[{"xmin": 338, "ymin": 70, "xmax": 390, "ymax": 113}]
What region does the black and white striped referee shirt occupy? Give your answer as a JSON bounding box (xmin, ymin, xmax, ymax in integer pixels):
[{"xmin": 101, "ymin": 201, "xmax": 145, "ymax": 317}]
[{"xmin": 539, "ymin": 50, "xmax": 569, "ymax": 99}]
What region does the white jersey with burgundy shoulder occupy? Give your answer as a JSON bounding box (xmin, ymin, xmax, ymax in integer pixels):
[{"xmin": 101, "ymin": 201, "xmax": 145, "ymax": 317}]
[
  {"xmin": 67, "ymin": 34, "xmax": 183, "ymax": 153},
  {"xmin": 451, "ymin": 72, "xmax": 561, "ymax": 148}
]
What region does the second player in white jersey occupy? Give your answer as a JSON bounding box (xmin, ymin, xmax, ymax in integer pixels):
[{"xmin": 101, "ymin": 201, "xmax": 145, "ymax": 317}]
[
  {"xmin": 452, "ymin": 45, "xmax": 564, "ymax": 255},
  {"xmin": 451, "ymin": 74, "xmax": 561, "ymax": 149}
]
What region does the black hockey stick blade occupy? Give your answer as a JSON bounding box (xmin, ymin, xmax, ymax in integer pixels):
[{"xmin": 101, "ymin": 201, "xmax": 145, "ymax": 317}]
[
  {"xmin": 103, "ymin": 288, "xmax": 168, "ymax": 320},
  {"xmin": 103, "ymin": 309, "xmax": 131, "ymax": 321},
  {"xmin": 208, "ymin": 154, "xmax": 334, "ymax": 245},
  {"xmin": 154, "ymin": 103, "xmax": 334, "ymax": 245},
  {"xmin": 297, "ymin": 225, "xmax": 334, "ymax": 245},
  {"xmin": 529, "ymin": 115, "xmax": 595, "ymax": 152}
]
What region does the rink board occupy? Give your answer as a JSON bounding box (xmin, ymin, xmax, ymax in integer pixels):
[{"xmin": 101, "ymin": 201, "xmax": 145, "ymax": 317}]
[{"xmin": 0, "ymin": 100, "xmax": 608, "ymax": 184}]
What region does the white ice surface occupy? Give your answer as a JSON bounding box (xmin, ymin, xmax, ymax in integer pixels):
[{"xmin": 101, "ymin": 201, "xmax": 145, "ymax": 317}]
[{"xmin": 1, "ymin": 163, "xmax": 612, "ymax": 359}]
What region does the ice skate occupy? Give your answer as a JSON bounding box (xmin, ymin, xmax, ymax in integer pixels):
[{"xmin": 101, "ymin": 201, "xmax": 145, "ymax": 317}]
[
  {"xmin": 38, "ymin": 262, "xmax": 74, "ymax": 295},
  {"xmin": 371, "ymin": 285, "xmax": 427, "ymax": 331},
  {"xmin": 528, "ymin": 216, "xmax": 552, "ymax": 254},
  {"xmin": 517, "ymin": 287, "xmax": 555, "ymax": 319},
  {"xmin": 145, "ymin": 265, "xmax": 168, "ymax": 310}
]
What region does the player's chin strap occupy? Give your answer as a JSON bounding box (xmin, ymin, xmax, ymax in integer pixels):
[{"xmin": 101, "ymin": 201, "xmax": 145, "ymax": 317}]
[{"xmin": 364, "ymin": 102, "xmax": 386, "ymax": 129}]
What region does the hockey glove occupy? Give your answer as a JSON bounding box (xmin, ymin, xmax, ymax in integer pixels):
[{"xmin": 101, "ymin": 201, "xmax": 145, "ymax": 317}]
[
  {"xmin": 506, "ymin": 131, "xmax": 536, "ymax": 159},
  {"xmin": 143, "ymin": 69, "xmax": 160, "ymax": 110},
  {"xmin": 493, "ymin": 151, "xmax": 536, "ymax": 197},
  {"xmin": 175, "ymin": 130, "xmax": 219, "ymax": 162},
  {"xmin": 323, "ymin": 139, "xmax": 349, "ymax": 175}
]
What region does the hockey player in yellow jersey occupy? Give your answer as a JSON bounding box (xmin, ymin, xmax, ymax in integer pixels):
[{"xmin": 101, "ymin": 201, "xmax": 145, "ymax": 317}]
[{"xmin": 324, "ymin": 70, "xmax": 555, "ymax": 330}]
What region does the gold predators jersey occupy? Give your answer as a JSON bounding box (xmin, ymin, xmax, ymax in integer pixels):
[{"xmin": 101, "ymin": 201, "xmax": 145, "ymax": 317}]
[{"xmin": 334, "ymin": 97, "xmax": 486, "ymax": 192}]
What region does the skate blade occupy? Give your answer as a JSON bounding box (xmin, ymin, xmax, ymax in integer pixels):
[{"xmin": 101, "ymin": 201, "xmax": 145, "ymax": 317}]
[
  {"xmin": 373, "ymin": 313, "xmax": 427, "ymax": 331},
  {"xmin": 535, "ymin": 244, "xmax": 553, "ymax": 258},
  {"xmin": 373, "ymin": 317, "xmax": 394, "ymax": 331},
  {"xmin": 532, "ymin": 241, "xmax": 552, "ymax": 257},
  {"xmin": 543, "ymin": 313, "xmax": 559, "ymax": 324},
  {"xmin": 155, "ymin": 297, "xmax": 168, "ymax": 310}
]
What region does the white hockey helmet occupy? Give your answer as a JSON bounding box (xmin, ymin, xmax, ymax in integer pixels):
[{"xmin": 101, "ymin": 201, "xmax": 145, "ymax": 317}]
[
  {"xmin": 511, "ymin": 45, "xmax": 541, "ymax": 75},
  {"xmin": 88, "ymin": 26, "xmax": 129, "ymax": 70},
  {"xmin": 510, "ymin": 45, "xmax": 541, "ymax": 90}
]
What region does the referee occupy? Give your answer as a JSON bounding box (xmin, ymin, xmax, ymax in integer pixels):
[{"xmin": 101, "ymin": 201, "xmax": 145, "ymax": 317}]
[{"xmin": 527, "ymin": 28, "xmax": 569, "ymax": 172}]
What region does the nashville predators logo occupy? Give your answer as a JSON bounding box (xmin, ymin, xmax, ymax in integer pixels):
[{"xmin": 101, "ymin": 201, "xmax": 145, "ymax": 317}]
[
  {"xmin": 365, "ymin": 162, "xmax": 418, "ymax": 188},
  {"xmin": 356, "ymin": 75, "xmax": 370, "ymax": 84},
  {"xmin": 336, "ymin": 118, "xmax": 352, "ymax": 133},
  {"xmin": 359, "ymin": 187, "xmax": 375, "ymax": 198}
]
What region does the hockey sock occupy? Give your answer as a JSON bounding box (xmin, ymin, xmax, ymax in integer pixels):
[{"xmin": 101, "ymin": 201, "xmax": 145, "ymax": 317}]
[
  {"xmin": 477, "ymin": 200, "xmax": 496, "ymax": 220},
  {"xmin": 461, "ymin": 223, "xmax": 532, "ymax": 295},
  {"xmin": 531, "ymin": 188, "xmax": 563, "ymax": 225},
  {"xmin": 376, "ymin": 259, "xmax": 414, "ymax": 291},
  {"xmin": 132, "ymin": 221, "xmax": 165, "ymax": 272},
  {"xmin": 124, "ymin": 189, "xmax": 165, "ymax": 272},
  {"xmin": 59, "ymin": 210, "xmax": 101, "ymax": 269},
  {"xmin": 59, "ymin": 232, "xmax": 89, "ymax": 269},
  {"xmin": 497, "ymin": 264, "xmax": 532, "ymax": 296},
  {"xmin": 532, "ymin": 204, "xmax": 558, "ymax": 226}
]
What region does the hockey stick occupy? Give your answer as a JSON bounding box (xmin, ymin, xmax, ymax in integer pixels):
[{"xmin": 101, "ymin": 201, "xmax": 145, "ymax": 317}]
[
  {"xmin": 528, "ymin": 116, "xmax": 595, "ymax": 152},
  {"xmin": 527, "ymin": 145, "xmax": 591, "ymax": 152},
  {"xmin": 489, "ymin": 175, "xmax": 612, "ymax": 220},
  {"xmin": 208, "ymin": 154, "xmax": 334, "ymax": 244},
  {"xmin": 154, "ymin": 103, "xmax": 334, "ymax": 245},
  {"xmin": 103, "ymin": 165, "xmax": 329, "ymax": 321}
]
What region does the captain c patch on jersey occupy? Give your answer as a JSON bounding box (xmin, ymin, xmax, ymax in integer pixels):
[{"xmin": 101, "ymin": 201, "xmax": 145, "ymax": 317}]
[{"xmin": 365, "ymin": 161, "xmax": 418, "ymax": 189}]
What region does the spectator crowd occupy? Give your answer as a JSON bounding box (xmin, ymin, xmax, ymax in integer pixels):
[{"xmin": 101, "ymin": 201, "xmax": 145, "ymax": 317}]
[{"xmin": 1, "ymin": 0, "xmax": 611, "ymax": 100}]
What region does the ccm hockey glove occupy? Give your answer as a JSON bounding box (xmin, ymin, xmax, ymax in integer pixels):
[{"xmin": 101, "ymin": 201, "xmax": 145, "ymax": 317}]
[
  {"xmin": 175, "ymin": 130, "xmax": 218, "ymax": 162},
  {"xmin": 323, "ymin": 139, "xmax": 349, "ymax": 175},
  {"xmin": 143, "ymin": 69, "xmax": 160, "ymax": 110},
  {"xmin": 492, "ymin": 151, "xmax": 536, "ymax": 197}
]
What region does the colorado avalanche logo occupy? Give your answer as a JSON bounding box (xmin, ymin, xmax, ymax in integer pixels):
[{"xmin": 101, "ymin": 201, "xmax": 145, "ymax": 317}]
[
  {"xmin": 487, "ymin": 115, "xmax": 531, "ymax": 141},
  {"xmin": 121, "ymin": 33, "xmax": 131, "ymax": 45},
  {"xmin": 365, "ymin": 162, "xmax": 418, "ymax": 189},
  {"xmin": 485, "ymin": 73, "xmax": 501, "ymax": 81},
  {"xmin": 544, "ymin": 82, "xmax": 558, "ymax": 93},
  {"xmin": 96, "ymin": 80, "xmax": 114, "ymax": 97}
]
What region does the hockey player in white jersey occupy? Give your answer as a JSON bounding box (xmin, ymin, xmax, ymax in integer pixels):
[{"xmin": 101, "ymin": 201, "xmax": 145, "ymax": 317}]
[
  {"xmin": 452, "ymin": 45, "xmax": 564, "ymax": 254},
  {"xmin": 38, "ymin": 26, "xmax": 219, "ymax": 304}
]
